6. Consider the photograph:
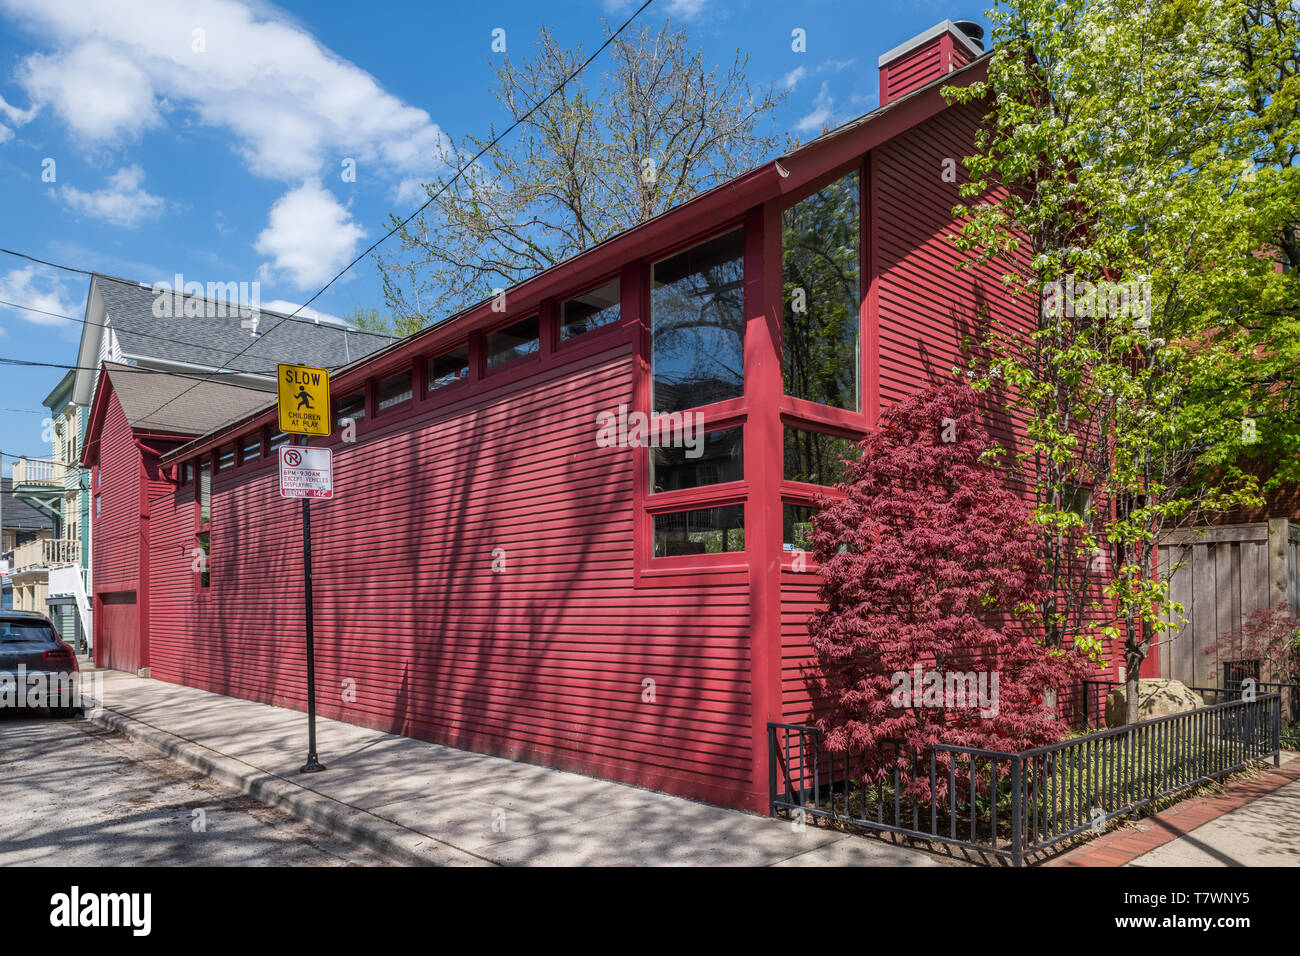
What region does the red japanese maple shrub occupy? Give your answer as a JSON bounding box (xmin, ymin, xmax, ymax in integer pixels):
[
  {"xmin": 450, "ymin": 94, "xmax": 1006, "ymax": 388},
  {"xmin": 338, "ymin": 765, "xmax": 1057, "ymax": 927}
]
[{"xmin": 807, "ymin": 380, "xmax": 1090, "ymax": 791}]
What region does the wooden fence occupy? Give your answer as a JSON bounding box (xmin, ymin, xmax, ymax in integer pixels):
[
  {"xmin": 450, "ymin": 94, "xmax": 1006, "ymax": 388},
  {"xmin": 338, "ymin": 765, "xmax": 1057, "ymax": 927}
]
[{"xmin": 1159, "ymin": 519, "xmax": 1300, "ymax": 687}]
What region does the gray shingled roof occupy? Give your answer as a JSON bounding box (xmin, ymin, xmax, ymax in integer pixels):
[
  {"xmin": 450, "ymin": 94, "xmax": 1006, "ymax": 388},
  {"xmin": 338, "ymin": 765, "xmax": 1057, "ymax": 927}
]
[
  {"xmin": 1, "ymin": 478, "xmax": 53, "ymax": 532},
  {"xmin": 95, "ymin": 277, "xmax": 395, "ymax": 374},
  {"xmin": 104, "ymin": 364, "xmax": 272, "ymax": 435}
]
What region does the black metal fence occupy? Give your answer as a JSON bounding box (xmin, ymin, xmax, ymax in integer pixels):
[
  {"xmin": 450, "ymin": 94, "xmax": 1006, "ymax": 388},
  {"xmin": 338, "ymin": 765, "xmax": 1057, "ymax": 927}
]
[
  {"xmin": 1197, "ymin": 680, "xmax": 1300, "ymax": 748},
  {"xmin": 769, "ymin": 693, "xmax": 1281, "ymax": 866}
]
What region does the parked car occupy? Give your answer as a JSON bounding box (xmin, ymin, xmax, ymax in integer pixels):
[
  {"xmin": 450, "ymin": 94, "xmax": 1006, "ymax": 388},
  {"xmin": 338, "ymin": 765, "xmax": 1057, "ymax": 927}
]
[{"xmin": 0, "ymin": 610, "xmax": 81, "ymax": 717}]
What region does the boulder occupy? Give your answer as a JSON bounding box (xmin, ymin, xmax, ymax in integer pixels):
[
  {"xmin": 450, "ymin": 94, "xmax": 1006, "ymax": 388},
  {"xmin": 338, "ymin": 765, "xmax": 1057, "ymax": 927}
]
[{"xmin": 1105, "ymin": 679, "xmax": 1204, "ymax": 728}]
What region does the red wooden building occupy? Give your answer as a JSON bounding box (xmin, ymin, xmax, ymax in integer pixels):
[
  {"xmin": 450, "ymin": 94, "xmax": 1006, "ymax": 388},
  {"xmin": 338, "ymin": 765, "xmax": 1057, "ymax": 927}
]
[{"xmin": 84, "ymin": 21, "xmax": 1063, "ymax": 812}]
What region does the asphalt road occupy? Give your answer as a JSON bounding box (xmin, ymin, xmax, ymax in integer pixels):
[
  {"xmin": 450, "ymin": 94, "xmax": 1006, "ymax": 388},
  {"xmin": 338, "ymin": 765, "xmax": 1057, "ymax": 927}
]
[{"xmin": 0, "ymin": 713, "xmax": 392, "ymax": 866}]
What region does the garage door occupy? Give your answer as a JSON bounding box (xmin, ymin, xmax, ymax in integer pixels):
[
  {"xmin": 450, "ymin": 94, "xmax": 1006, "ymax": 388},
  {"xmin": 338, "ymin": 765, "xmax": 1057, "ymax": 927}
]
[{"xmin": 98, "ymin": 591, "xmax": 138, "ymax": 674}]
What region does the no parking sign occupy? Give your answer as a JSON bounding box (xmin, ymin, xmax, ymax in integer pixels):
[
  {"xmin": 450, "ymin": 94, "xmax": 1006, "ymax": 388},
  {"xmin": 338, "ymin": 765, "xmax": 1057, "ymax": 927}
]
[{"xmin": 278, "ymin": 445, "xmax": 333, "ymax": 499}]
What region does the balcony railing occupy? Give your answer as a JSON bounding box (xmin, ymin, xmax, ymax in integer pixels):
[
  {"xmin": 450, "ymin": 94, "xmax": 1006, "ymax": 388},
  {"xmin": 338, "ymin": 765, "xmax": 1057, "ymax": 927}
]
[
  {"xmin": 11, "ymin": 457, "xmax": 65, "ymax": 488},
  {"xmin": 10, "ymin": 537, "xmax": 80, "ymax": 571}
]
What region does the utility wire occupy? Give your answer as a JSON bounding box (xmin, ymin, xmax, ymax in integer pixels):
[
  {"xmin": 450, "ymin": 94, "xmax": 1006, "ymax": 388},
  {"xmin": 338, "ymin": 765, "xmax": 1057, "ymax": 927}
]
[
  {"xmin": 0, "ymin": 296, "xmax": 292, "ymax": 366},
  {"xmin": 124, "ymin": 0, "xmax": 658, "ymax": 435},
  {"xmin": 0, "ymin": 356, "xmax": 279, "ymax": 389}
]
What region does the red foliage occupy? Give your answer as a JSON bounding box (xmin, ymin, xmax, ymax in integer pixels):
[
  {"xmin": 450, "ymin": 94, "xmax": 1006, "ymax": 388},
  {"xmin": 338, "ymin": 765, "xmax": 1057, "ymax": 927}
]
[
  {"xmin": 807, "ymin": 380, "xmax": 1092, "ymax": 789},
  {"xmin": 1203, "ymin": 602, "xmax": 1300, "ymax": 684}
]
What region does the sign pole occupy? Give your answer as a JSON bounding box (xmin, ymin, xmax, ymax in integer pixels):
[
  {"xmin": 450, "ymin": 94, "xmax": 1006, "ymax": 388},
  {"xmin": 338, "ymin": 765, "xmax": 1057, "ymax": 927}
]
[
  {"xmin": 276, "ymin": 363, "xmax": 332, "ymax": 774},
  {"xmin": 299, "ymin": 433, "xmax": 325, "ymax": 773}
]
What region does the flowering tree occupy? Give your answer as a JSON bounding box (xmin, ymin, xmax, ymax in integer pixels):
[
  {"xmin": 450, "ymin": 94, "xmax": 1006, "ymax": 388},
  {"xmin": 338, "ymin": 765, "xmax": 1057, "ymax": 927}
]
[
  {"xmin": 943, "ymin": 0, "xmax": 1300, "ymax": 722},
  {"xmin": 807, "ymin": 380, "xmax": 1094, "ymax": 789}
]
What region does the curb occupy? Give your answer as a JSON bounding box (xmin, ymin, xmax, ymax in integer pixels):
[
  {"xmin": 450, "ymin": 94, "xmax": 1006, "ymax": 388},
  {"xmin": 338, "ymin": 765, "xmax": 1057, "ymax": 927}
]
[{"xmin": 88, "ymin": 706, "xmax": 494, "ymax": 868}]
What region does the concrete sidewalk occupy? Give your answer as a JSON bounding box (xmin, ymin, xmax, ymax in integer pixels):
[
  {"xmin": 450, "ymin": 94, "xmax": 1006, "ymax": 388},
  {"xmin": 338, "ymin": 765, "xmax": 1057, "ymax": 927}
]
[
  {"xmin": 1047, "ymin": 752, "xmax": 1300, "ymax": 867},
  {"xmin": 80, "ymin": 668, "xmax": 941, "ymax": 867}
]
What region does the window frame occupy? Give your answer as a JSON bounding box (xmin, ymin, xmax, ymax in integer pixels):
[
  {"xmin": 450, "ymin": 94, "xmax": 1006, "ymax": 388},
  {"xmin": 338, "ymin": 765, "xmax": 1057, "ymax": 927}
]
[
  {"xmin": 628, "ymin": 218, "xmax": 754, "ymax": 577},
  {"xmin": 557, "ymin": 275, "xmax": 623, "ymax": 348},
  {"xmin": 194, "ymin": 456, "xmax": 213, "ymax": 594},
  {"xmin": 426, "ymin": 343, "xmax": 473, "ymax": 395},
  {"xmin": 776, "ymin": 155, "xmax": 874, "ymax": 435},
  {"xmin": 483, "ymin": 314, "xmax": 542, "ymax": 374},
  {"xmin": 375, "ymin": 369, "xmax": 415, "ymax": 414},
  {"xmin": 648, "ymin": 226, "xmax": 748, "ymax": 416}
]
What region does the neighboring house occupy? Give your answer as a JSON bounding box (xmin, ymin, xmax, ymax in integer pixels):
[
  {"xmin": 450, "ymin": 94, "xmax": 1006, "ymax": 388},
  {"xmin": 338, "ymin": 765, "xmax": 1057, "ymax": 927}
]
[
  {"xmin": 74, "ymin": 281, "xmax": 393, "ymax": 676},
  {"xmin": 71, "ymin": 274, "xmax": 392, "ymax": 411},
  {"xmin": 0, "ymin": 475, "xmax": 54, "ymax": 612},
  {"xmin": 12, "ymin": 275, "xmax": 392, "ymax": 649},
  {"xmin": 5, "ymin": 372, "xmax": 94, "ymax": 647},
  {"xmin": 84, "ymin": 19, "xmax": 1051, "ymax": 813}
]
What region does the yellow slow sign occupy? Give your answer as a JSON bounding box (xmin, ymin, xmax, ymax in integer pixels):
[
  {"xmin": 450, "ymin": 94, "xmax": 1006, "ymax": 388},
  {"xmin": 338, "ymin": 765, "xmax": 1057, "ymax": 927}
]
[{"xmin": 276, "ymin": 364, "xmax": 332, "ymax": 437}]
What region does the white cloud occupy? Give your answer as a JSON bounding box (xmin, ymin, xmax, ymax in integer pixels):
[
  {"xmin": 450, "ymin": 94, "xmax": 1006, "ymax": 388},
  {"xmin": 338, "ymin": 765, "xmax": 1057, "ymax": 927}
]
[
  {"xmin": 392, "ymin": 177, "xmax": 429, "ymax": 208},
  {"xmin": 59, "ymin": 165, "xmax": 165, "ymax": 227},
  {"xmin": 0, "ymin": 266, "xmax": 81, "ymax": 326},
  {"xmin": 17, "ymin": 40, "xmax": 161, "ymax": 144},
  {"xmin": 794, "ymin": 81, "xmax": 836, "ymax": 135},
  {"xmin": 665, "ymin": 0, "xmax": 709, "ymax": 16},
  {"xmin": 0, "ymin": 90, "xmax": 36, "ymax": 142},
  {"xmin": 254, "ymin": 181, "xmax": 365, "ymax": 290},
  {"xmin": 604, "ymin": 0, "xmax": 708, "ymax": 18},
  {"xmin": 1, "ymin": 0, "xmax": 448, "ymax": 183},
  {"xmin": 781, "ymin": 66, "xmax": 807, "ymax": 90}
]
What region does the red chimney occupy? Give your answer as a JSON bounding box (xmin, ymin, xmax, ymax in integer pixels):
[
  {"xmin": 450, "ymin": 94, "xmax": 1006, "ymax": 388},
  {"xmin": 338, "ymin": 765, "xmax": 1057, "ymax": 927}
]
[{"xmin": 878, "ymin": 19, "xmax": 985, "ymax": 106}]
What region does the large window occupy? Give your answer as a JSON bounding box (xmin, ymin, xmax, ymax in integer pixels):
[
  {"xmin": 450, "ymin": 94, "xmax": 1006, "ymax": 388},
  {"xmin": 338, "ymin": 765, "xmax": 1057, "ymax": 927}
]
[
  {"xmin": 486, "ymin": 317, "xmax": 540, "ymax": 369},
  {"xmin": 562, "ymin": 280, "xmax": 620, "ymax": 340},
  {"xmin": 651, "ymin": 229, "xmax": 745, "ymax": 413},
  {"xmin": 651, "ymin": 427, "xmax": 743, "ymax": 493},
  {"xmin": 783, "ymin": 426, "xmax": 858, "ymax": 486},
  {"xmin": 653, "ymin": 505, "xmax": 745, "ymax": 557},
  {"xmin": 782, "ymin": 171, "xmax": 861, "ymax": 411}
]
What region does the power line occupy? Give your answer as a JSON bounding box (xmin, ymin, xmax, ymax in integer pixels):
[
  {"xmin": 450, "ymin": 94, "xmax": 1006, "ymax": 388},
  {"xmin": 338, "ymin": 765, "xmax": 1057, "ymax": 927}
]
[
  {"xmin": 126, "ymin": 0, "xmax": 658, "ymax": 434},
  {"xmin": 0, "ymin": 296, "xmax": 290, "ymax": 365},
  {"xmin": 0, "ymin": 450, "xmax": 59, "ymax": 464},
  {"xmin": 0, "ymin": 250, "xmax": 396, "ymax": 340},
  {"xmin": 0, "ymin": 356, "xmax": 279, "ymax": 390}
]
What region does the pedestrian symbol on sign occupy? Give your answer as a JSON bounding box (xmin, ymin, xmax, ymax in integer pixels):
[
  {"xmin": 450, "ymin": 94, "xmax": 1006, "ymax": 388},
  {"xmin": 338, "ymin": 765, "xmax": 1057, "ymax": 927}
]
[{"xmin": 276, "ymin": 363, "xmax": 331, "ymax": 437}]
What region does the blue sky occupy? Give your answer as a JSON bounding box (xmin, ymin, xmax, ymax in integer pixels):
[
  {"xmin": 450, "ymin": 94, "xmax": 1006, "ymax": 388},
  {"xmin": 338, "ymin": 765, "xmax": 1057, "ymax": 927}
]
[{"xmin": 0, "ymin": 0, "xmax": 986, "ymax": 469}]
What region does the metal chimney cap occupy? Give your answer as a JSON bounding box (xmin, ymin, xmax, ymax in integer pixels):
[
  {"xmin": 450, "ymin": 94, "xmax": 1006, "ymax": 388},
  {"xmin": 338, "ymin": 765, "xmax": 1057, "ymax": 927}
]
[{"xmin": 953, "ymin": 20, "xmax": 985, "ymax": 50}]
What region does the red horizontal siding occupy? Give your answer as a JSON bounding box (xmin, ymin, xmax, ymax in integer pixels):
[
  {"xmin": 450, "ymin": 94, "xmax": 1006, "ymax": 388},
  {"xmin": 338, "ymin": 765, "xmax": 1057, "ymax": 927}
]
[
  {"xmin": 93, "ymin": 391, "xmax": 142, "ymax": 595},
  {"xmin": 147, "ymin": 343, "xmax": 756, "ymax": 807}
]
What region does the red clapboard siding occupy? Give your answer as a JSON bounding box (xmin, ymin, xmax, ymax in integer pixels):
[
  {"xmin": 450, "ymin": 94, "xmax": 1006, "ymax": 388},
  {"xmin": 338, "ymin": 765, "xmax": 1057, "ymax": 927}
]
[
  {"xmin": 780, "ymin": 569, "xmax": 825, "ymax": 723},
  {"xmin": 147, "ymin": 344, "xmax": 756, "ymax": 806},
  {"xmin": 92, "ymin": 391, "xmax": 143, "ymax": 595}
]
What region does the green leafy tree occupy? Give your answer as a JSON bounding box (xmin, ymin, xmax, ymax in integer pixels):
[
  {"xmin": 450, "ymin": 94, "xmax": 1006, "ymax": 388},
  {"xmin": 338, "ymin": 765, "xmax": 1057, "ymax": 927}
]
[
  {"xmin": 341, "ymin": 305, "xmax": 421, "ymax": 339},
  {"xmin": 944, "ymin": 0, "xmax": 1300, "ymax": 722}
]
